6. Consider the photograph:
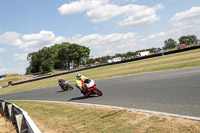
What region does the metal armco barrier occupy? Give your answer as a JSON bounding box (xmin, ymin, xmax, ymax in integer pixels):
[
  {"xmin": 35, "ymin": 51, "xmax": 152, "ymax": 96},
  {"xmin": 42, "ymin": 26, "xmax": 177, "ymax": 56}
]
[
  {"xmin": 0, "ymin": 99, "xmax": 41, "ymax": 133},
  {"xmin": 12, "ymin": 45, "xmax": 200, "ymax": 86}
]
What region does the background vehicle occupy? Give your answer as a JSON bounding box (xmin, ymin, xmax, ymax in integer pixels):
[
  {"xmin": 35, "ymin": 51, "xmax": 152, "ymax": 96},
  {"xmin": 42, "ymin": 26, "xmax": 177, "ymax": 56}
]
[
  {"xmin": 177, "ymin": 44, "xmax": 186, "ymax": 49},
  {"xmin": 0, "ymin": 75, "xmax": 5, "ymax": 80},
  {"xmin": 107, "ymin": 59, "xmax": 112, "ymax": 63},
  {"xmin": 136, "ymin": 51, "xmax": 150, "ymax": 57},
  {"xmin": 59, "ymin": 80, "xmax": 73, "ymax": 91},
  {"xmin": 153, "ymin": 49, "xmax": 165, "ymax": 55},
  {"xmin": 112, "ymin": 57, "xmax": 121, "ymax": 62},
  {"xmin": 81, "ymin": 79, "xmax": 102, "ymax": 97}
]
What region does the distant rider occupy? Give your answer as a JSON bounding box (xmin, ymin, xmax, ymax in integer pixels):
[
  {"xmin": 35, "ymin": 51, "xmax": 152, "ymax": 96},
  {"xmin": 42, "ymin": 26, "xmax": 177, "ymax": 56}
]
[
  {"xmin": 75, "ymin": 73, "xmax": 88, "ymax": 95},
  {"xmin": 58, "ymin": 77, "xmax": 66, "ymax": 88}
]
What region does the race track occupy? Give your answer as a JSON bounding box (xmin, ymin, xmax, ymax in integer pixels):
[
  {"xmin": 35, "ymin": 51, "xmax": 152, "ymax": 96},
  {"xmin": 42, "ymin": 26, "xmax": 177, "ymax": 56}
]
[{"xmin": 1, "ymin": 67, "xmax": 200, "ymax": 118}]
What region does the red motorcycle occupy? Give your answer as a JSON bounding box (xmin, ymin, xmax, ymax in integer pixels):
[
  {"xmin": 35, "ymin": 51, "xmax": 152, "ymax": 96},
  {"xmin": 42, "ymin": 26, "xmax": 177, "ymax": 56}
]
[{"xmin": 81, "ymin": 79, "xmax": 103, "ymax": 97}]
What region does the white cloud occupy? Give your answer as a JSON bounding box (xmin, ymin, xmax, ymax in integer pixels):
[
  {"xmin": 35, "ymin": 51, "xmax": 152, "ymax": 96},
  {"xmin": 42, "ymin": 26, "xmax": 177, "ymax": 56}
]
[
  {"xmin": 0, "ymin": 48, "xmax": 6, "ymax": 53},
  {"xmin": 66, "ymin": 32, "xmax": 139, "ymax": 56},
  {"xmin": 14, "ymin": 53, "xmax": 28, "ymax": 61},
  {"xmin": 119, "ymin": 4, "xmax": 163, "ymax": 27},
  {"xmin": 67, "ymin": 32, "xmax": 136, "ymax": 46},
  {"xmin": 140, "ymin": 32, "xmax": 166, "ymax": 42},
  {"xmin": 87, "ymin": 3, "xmax": 163, "ymax": 26},
  {"xmin": 0, "ymin": 30, "xmax": 141, "ymax": 57},
  {"xmin": 86, "ymin": 4, "xmax": 122, "ymax": 23},
  {"xmin": 0, "ymin": 30, "xmax": 66, "ymax": 51},
  {"xmin": 58, "ymin": 0, "xmax": 163, "ymax": 27},
  {"xmin": 58, "ymin": 0, "xmax": 109, "ymax": 15},
  {"xmin": 110, "ymin": 0, "xmax": 137, "ymax": 4},
  {"xmin": 0, "ymin": 32, "xmax": 22, "ymax": 47},
  {"xmin": 170, "ymin": 7, "xmax": 200, "ymax": 30}
]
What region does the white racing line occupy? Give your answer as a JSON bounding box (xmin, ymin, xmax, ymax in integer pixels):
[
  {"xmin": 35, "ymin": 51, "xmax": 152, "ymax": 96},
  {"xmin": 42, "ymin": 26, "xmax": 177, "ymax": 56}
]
[{"xmin": 12, "ymin": 100, "xmax": 200, "ymax": 121}]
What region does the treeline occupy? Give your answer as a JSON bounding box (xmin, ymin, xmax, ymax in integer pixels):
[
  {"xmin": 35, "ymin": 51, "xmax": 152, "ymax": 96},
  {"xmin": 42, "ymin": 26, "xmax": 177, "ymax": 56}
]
[
  {"xmin": 163, "ymin": 35, "xmax": 198, "ymax": 49},
  {"xmin": 90, "ymin": 47, "xmax": 158, "ymax": 64},
  {"xmin": 26, "ymin": 42, "xmax": 90, "ymax": 74},
  {"xmin": 92, "ymin": 34, "xmax": 199, "ymax": 63}
]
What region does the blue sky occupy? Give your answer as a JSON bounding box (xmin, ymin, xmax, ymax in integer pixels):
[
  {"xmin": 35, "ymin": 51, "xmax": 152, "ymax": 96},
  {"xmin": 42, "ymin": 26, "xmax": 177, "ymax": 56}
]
[{"xmin": 0, "ymin": 0, "xmax": 200, "ymax": 74}]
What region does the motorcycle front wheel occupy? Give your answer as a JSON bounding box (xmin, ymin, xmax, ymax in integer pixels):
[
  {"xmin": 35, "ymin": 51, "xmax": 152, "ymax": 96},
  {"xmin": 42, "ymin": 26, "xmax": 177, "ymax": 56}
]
[
  {"xmin": 68, "ymin": 85, "xmax": 73, "ymax": 90},
  {"xmin": 95, "ymin": 88, "xmax": 103, "ymax": 96}
]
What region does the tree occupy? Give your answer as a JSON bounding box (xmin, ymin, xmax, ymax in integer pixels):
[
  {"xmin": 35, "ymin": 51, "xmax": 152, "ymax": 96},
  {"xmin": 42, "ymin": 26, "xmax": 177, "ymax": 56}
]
[
  {"xmin": 26, "ymin": 47, "xmax": 56, "ymax": 74},
  {"xmin": 26, "ymin": 42, "xmax": 90, "ymax": 74},
  {"xmin": 69, "ymin": 44, "xmax": 90, "ymax": 68},
  {"xmin": 189, "ymin": 35, "xmax": 198, "ymax": 44},
  {"xmin": 179, "ymin": 35, "xmax": 198, "ymax": 45},
  {"xmin": 41, "ymin": 47, "xmax": 56, "ymax": 72},
  {"xmin": 56, "ymin": 43, "xmax": 70, "ymax": 69},
  {"xmin": 126, "ymin": 52, "xmax": 136, "ymax": 58},
  {"xmin": 26, "ymin": 52, "xmax": 42, "ymax": 74},
  {"xmin": 163, "ymin": 38, "xmax": 177, "ymax": 49}
]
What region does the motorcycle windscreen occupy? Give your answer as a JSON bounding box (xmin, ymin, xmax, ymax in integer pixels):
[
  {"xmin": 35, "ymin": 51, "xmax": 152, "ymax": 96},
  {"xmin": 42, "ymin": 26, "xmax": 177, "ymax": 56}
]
[{"xmin": 86, "ymin": 80, "xmax": 94, "ymax": 88}]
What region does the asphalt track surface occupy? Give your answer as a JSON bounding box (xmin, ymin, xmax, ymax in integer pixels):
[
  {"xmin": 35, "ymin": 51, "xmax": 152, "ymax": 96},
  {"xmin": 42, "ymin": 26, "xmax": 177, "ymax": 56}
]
[{"xmin": 1, "ymin": 67, "xmax": 200, "ymax": 118}]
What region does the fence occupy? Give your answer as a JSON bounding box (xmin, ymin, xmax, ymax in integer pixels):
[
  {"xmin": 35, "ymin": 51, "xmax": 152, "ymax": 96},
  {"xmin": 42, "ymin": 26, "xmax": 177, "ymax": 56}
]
[{"xmin": 0, "ymin": 99, "xmax": 41, "ymax": 133}]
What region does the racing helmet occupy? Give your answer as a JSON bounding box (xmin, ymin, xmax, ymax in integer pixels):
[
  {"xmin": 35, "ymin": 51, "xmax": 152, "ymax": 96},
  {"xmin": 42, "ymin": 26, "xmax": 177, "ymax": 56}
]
[
  {"xmin": 76, "ymin": 73, "xmax": 81, "ymax": 79},
  {"xmin": 58, "ymin": 77, "xmax": 62, "ymax": 81}
]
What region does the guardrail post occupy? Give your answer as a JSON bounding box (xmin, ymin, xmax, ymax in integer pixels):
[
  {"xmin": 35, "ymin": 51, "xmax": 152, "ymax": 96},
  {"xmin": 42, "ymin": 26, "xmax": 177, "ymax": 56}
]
[
  {"xmin": 5, "ymin": 103, "xmax": 12, "ymax": 118},
  {"xmin": 15, "ymin": 114, "xmax": 28, "ymax": 133},
  {"xmin": 1, "ymin": 101, "xmax": 6, "ymax": 115},
  {"xmin": 7, "ymin": 103, "xmax": 12, "ymax": 115},
  {"xmin": 16, "ymin": 114, "xmax": 23, "ymax": 133},
  {"xmin": 0, "ymin": 101, "xmax": 5, "ymax": 113},
  {"xmin": 7, "ymin": 104, "xmax": 16, "ymax": 122}
]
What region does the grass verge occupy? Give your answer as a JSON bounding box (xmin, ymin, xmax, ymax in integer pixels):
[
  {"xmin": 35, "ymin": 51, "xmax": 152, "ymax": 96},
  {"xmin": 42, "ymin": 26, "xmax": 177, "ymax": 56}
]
[{"xmin": 12, "ymin": 101, "xmax": 200, "ymax": 133}]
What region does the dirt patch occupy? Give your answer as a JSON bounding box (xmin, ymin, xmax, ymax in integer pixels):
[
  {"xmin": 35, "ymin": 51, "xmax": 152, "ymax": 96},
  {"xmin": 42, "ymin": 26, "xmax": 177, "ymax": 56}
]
[{"xmin": 0, "ymin": 114, "xmax": 17, "ymax": 133}]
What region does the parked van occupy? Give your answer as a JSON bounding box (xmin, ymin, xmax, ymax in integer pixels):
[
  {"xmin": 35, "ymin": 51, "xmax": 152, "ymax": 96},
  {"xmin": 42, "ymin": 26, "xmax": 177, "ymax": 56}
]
[
  {"xmin": 136, "ymin": 51, "xmax": 150, "ymax": 57},
  {"xmin": 112, "ymin": 57, "xmax": 121, "ymax": 62}
]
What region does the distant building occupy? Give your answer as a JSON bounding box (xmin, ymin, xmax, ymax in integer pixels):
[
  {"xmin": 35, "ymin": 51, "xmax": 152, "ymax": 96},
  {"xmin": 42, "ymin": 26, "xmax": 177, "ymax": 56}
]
[{"xmin": 136, "ymin": 51, "xmax": 150, "ymax": 57}]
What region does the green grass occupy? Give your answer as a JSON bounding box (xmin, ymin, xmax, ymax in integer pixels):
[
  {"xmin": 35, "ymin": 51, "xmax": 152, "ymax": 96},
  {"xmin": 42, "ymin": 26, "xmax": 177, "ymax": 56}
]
[
  {"xmin": 0, "ymin": 48, "xmax": 200, "ymax": 95},
  {"xmin": 11, "ymin": 101, "xmax": 200, "ymax": 133}
]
